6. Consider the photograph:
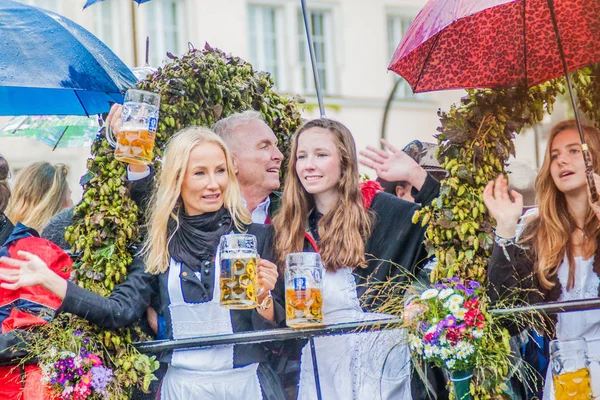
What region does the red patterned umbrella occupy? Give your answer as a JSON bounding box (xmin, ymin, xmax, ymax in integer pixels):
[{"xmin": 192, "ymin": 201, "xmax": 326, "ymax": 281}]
[
  {"xmin": 389, "ymin": 0, "xmax": 600, "ymax": 200},
  {"xmin": 389, "ymin": 0, "xmax": 600, "ymax": 92}
]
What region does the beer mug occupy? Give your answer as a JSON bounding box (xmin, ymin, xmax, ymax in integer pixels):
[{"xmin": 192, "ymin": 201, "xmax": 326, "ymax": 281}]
[
  {"xmin": 550, "ymin": 338, "xmax": 593, "ymax": 400},
  {"xmin": 284, "ymin": 252, "xmax": 324, "ymax": 328},
  {"xmin": 219, "ymin": 234, "xmax": 259, "ymax": 310},
  {"xmin": 106, "ymin": 89, "xmax": 160, "ymax": 165}
]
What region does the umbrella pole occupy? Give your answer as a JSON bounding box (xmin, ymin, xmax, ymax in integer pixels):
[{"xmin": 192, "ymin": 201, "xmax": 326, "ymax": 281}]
[
  {"xmin": 546, "ymin": 0, "xmax": 599, "ymax": 202},
  {"xmin": 300, "ymin": 0, "xmax": 327, "ymax": 118},
  {"xmin": 52, "ymin": 126, "xmax": 69, "ymax": 151}
]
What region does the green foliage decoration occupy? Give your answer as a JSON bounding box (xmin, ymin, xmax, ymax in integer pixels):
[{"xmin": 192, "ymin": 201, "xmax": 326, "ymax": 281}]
[
  {"xmin": 410, "ymin": 81, "xmax": 565, "ymax": 398},
  {"xmin": 25, "ymin": 44, "xmax": 302, "ymax": 399}
]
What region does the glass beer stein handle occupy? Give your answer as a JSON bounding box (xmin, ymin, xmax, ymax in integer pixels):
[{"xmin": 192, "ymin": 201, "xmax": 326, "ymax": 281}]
[{"xmin": 105, "ymin": 122, "xmax": 118, "ymax": 149}]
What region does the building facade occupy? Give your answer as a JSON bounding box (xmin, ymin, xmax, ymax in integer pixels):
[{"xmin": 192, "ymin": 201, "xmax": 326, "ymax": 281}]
[{"xmin": 1, "ymin": 0, "xmax": 549, "ymax": 204}]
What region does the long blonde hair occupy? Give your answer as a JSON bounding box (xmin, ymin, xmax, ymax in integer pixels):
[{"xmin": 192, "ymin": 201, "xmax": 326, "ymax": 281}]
[
  {"xmin": 273, "ymin": 119, "xmax": 373, "ymax": 272},
  {"xmin": 7, "ymin": 162, "xmax": 70, "ymax": 231},
  {"xmin": 520, "ymin": 120, "xmax": 600, "ymax": 291},
  {"xmin": 143, "ymin": 127, "xmax": 251, "ymax": 274}
]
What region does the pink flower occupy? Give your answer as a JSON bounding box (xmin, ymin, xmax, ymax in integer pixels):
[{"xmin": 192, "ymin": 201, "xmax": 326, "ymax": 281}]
[
  {"xmin": 86, "ymin": 354, "xmax": 102, "ymax": 367},
  {"xmin": 80, "ymin": 372, "xmax": 92, "ymax": 386}
]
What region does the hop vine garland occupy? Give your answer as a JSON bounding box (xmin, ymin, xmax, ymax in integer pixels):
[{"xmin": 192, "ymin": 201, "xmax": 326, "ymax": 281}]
[
  {"xmin": 410, "ymin": 80, "xmax": 568, "ymax": 398},
  {"xmin": 28, "ymin": 44, "xmax": 302, "ymax": 399}
]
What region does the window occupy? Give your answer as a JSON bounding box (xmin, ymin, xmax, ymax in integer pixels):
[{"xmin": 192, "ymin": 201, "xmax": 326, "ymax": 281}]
[
  {"xmin": 248, "ymin": 5, "xmax": 285, "ymax": 87},
  {"xmin": 145, "ymin": 0, "xmax": 183, "ymax": 66},
  {"xmin": 94, "ymin": 1, "xmax": 116, "ymax": 50},
  {"xmin": 387, "ymin": 15, "xmax": 416, "ymax": 99},
  {"xmin": 297, "ymin": 9, "xmax": 335, "ymax": 95}
]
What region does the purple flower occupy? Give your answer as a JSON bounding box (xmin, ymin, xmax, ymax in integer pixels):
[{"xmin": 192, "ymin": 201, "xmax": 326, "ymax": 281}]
[
  {"xmin": 444, "ymin": 315, "xmax": 457, "ymax": 328},
  {"xmin": 91, "ymin": 365, "xmax": 113, "ymax": 393},
  {"xmin": 449, "ymin": 277, "xmax": 460, "ymax": 283},
  {"xmin": 435, "ymin": 283, "xmax": 445, "ymax": 290},
  {"xmin": 82, "ymin": 338, "xmax": 91, "ymax": 345},
  {"xmin": 76, "ymin": 368, "xmax": 85, "ymax": 376},
  {"xmin": 73, "ymin": 330, "xmax": 83, "ymax": 337},
  {"xmin": 456, "ymin": 284, "xmax": 466, "ymax": 291},
  {"xmin": 468, "ymin": 280, "xmax": 481, "ymax": 289},
  {"xmin": 464, "ymin": 288, "xmax": 474, "ymax": 296}
]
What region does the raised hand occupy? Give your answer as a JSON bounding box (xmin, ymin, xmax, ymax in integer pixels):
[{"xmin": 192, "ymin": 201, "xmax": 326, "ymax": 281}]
[
  {"xmin": 0, "ymin": 250, "xmax": 67, "ymax": 298},
  {"xmin": 105, "ymin": 103, "xmax": 123, "ymax": 134},
  {"xmin": 483, "ymin": 175, "xmax": 523, "ymax": 238},
  {"xmin": 0, "ymin": 250, "xmax": 51, "ymax": 289},
  {"xmin": 359, "ymin": 139, "xmax": 427, "ymax": 190}
]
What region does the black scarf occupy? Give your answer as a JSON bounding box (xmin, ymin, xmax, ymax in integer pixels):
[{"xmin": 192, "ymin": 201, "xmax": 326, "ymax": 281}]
[{"xmin": 168, "ymin": 207, "xmax": 233, "ymax": 270}]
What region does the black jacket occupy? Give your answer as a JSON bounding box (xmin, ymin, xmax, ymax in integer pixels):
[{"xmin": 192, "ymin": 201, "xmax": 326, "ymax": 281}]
[{"xmin": 57, "ymin": 223, "xmax": 285, "ymax": 367}]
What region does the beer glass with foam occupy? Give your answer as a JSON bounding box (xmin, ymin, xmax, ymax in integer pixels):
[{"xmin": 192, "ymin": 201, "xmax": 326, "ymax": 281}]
[{"xmin": 106, "ymin": 89, "xmax": 160, "ymax": 165}]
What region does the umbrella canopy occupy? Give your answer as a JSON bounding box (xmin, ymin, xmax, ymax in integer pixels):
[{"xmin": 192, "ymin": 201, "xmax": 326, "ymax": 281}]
[
  {"xmin": 0, "ymin": 0, "xmax": 137, "ymax": 116},
  {"xmin": 83, "ymin": 0, "xmax": 150, "ymax": 9},
  {"xmin": 389, "ymin": 0, "xmax": 600, "ymax": 93},
  {"xmin": 0, "ymin": 115, "xmax": 99, "ymax": 149}
]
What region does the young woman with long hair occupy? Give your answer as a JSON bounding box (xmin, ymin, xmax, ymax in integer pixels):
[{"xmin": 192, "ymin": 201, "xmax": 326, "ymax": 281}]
[
  {"xmin": 7, "ymin": 161, "xmax": 72, "ymax": 232},
  {"xmin": 0, "ymin": 127, "xmax": 286, "ymax": 399},
  {"xmin": 272, "ymin": 118, "xmax": 439, "ymax": 399},
  {"xmin": 485, "ymin": 120, "xmax": 600, "ymax": 399}
]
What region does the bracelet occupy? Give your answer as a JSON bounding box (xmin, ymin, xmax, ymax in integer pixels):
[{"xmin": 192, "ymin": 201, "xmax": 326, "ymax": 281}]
[{"xmin": 493, "ymin": 230, "xmax": 516, "ymax": 261}]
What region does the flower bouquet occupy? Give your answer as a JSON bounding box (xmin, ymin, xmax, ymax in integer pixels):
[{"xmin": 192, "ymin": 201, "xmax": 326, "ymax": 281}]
[
  {"xmin": 405, "ymin": 277, "xmax": 487, "ymax": 400},
  {"xmin": 39, "ymin": 330, "xmax": 113, "ymax": 400}
]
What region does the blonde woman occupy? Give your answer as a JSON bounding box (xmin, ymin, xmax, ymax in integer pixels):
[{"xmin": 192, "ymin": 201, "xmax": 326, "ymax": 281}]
[
  {"xmin": 7, "ymin": 162, "xmax": 72, "ymax": 232},
  {"xmin": 485, "ymin": 120, "xmax": 600, "ymax": 399},
  {"xmin": 273, "ymin": 118, "xmax": 439, "ymax": 399},
  {"xmin": 0, "ymin": 127, "xmax": 286, "ymax": 399}
]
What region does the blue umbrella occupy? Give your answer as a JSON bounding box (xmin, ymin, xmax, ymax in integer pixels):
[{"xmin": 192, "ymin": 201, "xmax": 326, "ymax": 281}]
[
  {"xmin": 0, "ymin": 0, "xmax": 137, "ymax": 116},
  {"xmin": 83, "ymin": 0, "xmax": 150, "ymax": 9}
]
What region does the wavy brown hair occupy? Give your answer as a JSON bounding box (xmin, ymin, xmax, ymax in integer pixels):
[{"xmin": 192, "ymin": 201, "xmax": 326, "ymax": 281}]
[
  {"xmin": 519, "ymin": 120, "xmax": 600, "ymax": 291},
  {"xmin": 273, "ymin": 119, "xmax": 374, "ymax": 272}
]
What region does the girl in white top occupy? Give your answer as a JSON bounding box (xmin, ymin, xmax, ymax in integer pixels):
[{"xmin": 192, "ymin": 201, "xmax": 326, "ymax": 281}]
[{"xmin": 484, "ymin": 120, "xmax": 600, "ymax": 399}]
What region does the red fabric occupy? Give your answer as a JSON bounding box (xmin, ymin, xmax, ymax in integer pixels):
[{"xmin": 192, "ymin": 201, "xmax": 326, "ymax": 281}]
[
  {"xmin": 264, "ymin": 215, "xmax": 272, "ymax": 225},
  {"xmin": 0, "ymin": 365, "xmax": 55, "ymax": 400},
  {"xmin": 389, "ymin": 0, "xmax": 600, "ymax": 92},
  {"xmin": 359, "ymin": 180, "xmax": 382, "ymax": 209},
  {"xmin": 2, "ymin": 309, "xmax": 49, "ymax": 333},
  {"xmin": 303, "ymin": 232, "xmax": 320, "ymax": 253},
  {"xmin": 0, "ymin": 237, "xmax": 72, "ymax": 332}
]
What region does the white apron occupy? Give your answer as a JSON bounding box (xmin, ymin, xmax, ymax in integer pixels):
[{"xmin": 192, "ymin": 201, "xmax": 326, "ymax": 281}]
[
  {"xmin": 160, "ymin": 258, "xmax": 262, "ymax": 400},
  {"xmin": 543, "ymin": 255, "xmax": 600, "ymax": 400},
  {"xmin": 298, "ymin": 267, "xmax": 412, "ymax": 400}
]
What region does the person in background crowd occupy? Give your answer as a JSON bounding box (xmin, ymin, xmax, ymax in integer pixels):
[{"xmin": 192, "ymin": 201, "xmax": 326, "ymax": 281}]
[
  {"xmin": 0, "ymin": 154, "xmax": 73, "ymax": 400},
  {"xmin": 213, "ymin": 111, "xmax": 284, "ymax": 223},
  {"xmin": 6, "ymin": 161, "xmax": 72, "ymax": 232},
  {"xmin": 485, "ymin": 120, "xmax": 600, "ymax": 399},
  {"xmin": 0, "ymin": 127, "xmax": 286, "ymax": 399},
  {"xmin": 273, "ymin": 118, "xmax": 439, "ymax": 399},
  {"xmin": 376, "ymin": 140, "xmax": 447, "ymax": 203}
]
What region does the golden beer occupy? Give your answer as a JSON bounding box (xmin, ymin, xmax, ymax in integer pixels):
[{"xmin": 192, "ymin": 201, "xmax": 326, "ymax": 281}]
[
  {"xmin": 115, "ymin": 127, "xmax": 156, "ymax": 165},
  {"xmin": 285, "ymin": 287, "xmax": 323, "ymax": 328},
  {"xmin": 553, "ymin": 367, "xmax": 592, "ymax": 400},
  {"xmin": 220, "ymin": 255, "xmax": 258, "ymax": 310}
]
